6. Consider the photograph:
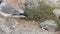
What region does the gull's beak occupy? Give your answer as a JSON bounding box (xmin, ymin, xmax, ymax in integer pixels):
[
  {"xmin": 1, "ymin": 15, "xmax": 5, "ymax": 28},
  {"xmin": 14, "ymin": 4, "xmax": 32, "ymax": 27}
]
[{"xmin": 19, "ymin": 11, "xmax": 27, "ymax": 16}]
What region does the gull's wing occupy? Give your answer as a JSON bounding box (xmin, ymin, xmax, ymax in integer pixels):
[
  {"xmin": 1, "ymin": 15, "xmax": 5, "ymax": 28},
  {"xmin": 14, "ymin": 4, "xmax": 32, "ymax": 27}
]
[
  {"xmin": 0, "ymin": 4, "xmax": 20, "ymax": 14},
  {"xmin": 0, "ymin": 3, "xmax": 25, "ymax": 18}
]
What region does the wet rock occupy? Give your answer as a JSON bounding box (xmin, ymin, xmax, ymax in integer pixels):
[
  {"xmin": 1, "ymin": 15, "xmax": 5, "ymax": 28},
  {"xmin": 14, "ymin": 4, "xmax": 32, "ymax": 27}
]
[{"xmin": 40, "ymin": 20, "xmax": 57, "ymax": 31}]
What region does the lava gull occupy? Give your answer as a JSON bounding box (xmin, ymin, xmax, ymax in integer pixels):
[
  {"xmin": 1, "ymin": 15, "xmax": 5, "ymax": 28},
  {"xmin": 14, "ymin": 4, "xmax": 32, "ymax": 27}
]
[{"xmin": 0, "ymin": 2, "xmax": 26, "ymax": 18}]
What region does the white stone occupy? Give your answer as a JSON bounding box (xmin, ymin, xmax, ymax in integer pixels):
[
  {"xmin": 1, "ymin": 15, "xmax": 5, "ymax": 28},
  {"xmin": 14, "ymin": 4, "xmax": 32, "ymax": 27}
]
[
  {"xmin": 53, "ymin": 9, "xmax": 60, "ymax": 18},
  {"xmin": 40, "ymin": 20, "xmax": 57, "ymax": 31}
]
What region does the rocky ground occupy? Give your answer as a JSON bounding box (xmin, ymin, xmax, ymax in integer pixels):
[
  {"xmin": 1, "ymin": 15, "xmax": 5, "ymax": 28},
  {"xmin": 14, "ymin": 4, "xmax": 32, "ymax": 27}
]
[
  {"xmin": 0, "ymin": 14, "xmax": 59, "ymax": 34},
  {"xmin": 15, "ymin": 19, "xmax": 60, "ymax": 34},
  {"xmin": 0, "ymin": 16, "xmax": 59, "ymax": 34}
]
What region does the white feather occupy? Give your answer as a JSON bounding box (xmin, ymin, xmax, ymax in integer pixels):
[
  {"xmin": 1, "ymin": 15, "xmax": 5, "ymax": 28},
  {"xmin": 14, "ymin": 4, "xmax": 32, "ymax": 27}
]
[{"xmin": 0, "ymin": 11, "xmax": 11, "ymax": 17}]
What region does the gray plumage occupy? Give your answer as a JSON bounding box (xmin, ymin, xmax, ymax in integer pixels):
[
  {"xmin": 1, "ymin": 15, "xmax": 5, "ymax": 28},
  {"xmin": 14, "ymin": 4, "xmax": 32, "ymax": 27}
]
[
  {"xmin": 0, "ymin": 2, "xmax": 25, "ymax": 17},
  {"xmin": 0, "ymin": 4, "xmax": 23, "ymax": 14}
]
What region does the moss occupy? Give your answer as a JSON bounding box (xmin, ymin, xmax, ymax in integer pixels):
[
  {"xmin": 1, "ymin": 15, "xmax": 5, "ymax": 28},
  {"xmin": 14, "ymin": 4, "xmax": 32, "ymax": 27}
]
[{"xmin": 24, "ymin": 2, "xmax": 60, "ymax": 31}]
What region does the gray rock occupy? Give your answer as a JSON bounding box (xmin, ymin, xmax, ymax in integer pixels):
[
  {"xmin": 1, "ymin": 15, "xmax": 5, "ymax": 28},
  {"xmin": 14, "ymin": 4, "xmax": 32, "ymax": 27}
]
[
  {"xmin": 53, "ymin": 9, "xmax": 60, "ymax": 18},
  {"xmin": 40, "ymin": 20, "xmax": 57, "ymax": 31},
  {"xmin": 43, "ymin": 0, "xmax": 56, "ymax": 7},
  {"xmin": 0, "ymin": 23, "xmax": 12, "ymax": 34},
  {"xmin": 0, "ymin": 18, "xmax": 19, "ymax": 34},
  {"xmin": 5, "ymin": 18, "xmax": 19, "ymax": 30},
  {"xmin": 26, "ymin": 0, "xmax": 39, "ymax": 8}
]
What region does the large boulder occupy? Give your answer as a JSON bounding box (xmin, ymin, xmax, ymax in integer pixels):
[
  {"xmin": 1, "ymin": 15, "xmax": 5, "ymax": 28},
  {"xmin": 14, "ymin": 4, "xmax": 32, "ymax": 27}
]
[{"xmin": 40, "ymin": 20, "xmax": 57, "ymax": 31}]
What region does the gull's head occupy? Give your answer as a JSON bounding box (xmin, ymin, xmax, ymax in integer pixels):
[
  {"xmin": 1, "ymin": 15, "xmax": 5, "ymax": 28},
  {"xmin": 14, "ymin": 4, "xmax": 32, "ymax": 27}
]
[
  {"xmin": 15, "ymin": 8, "xmax": 24, "ymax": 14},
  {"xmin": 18, "ymin": 9, "xmax": 24, "ymax": 14}
]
